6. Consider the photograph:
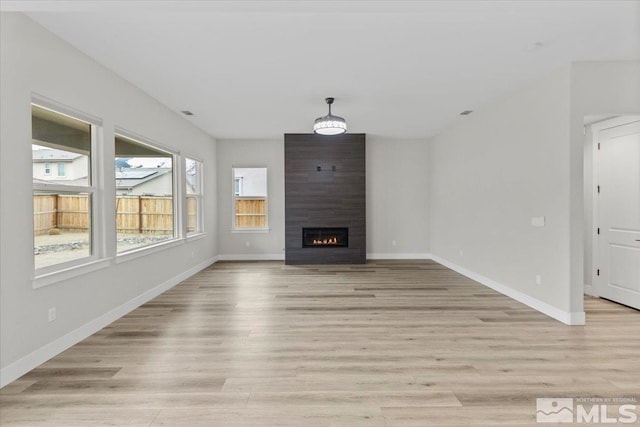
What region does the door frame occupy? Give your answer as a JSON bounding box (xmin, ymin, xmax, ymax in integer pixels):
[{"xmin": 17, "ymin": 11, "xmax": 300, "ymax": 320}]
[{"xmin": 588, "ymin": 116, "xmax": 640, "ymax": 298}]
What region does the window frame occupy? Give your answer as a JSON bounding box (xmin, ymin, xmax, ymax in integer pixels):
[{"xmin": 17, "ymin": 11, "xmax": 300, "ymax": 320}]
[
  {"xmin": 114, "ymin": 128, "xmax": 181, "ymax": 258},
  {"xmin": 184, "ymin": 156, "xmax": 204, "ymax": 237},
  {"xmin": 31, "ymin": 96, "xmax": 105, "ymax": 283},
  {"xmin": 57, "ymin": 162, "xmax": 66, "ymax": 177},
  {"xmin": 231, "ymin": 166, "xmax": 269, "ymax": 232},
  {"xmin": 44, "ymin": 162, "xmax": 51, "ymax": 175},
  {"xmin": 234, "ymin": 177, "xmax": 242, "ymax": 197}
]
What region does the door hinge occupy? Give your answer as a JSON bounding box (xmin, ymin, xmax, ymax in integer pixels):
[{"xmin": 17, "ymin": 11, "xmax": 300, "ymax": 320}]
[
  {"xmin": 597, "ymin": 142, "xmax": 601, "ymax": 150},
  {"xmin": 597, "ymin": 185, "xmax": 600, "ymax": 194},
  {"xmin": 597, "ymin": 227, "xmax": 600, "ymax": 235},
  {"xmin": 597, "ymin": 269, "xmax": 600, "ymax": 276}
]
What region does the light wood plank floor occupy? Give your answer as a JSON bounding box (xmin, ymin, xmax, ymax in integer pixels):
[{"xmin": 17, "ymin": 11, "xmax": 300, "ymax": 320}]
[{"xmin": 1, "ymin": 260, "xmax": 639, "ymax": 426}]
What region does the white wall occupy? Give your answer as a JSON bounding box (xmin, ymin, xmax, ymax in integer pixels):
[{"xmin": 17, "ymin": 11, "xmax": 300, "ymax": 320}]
[
  {"xmin": 0, "ymin": 13, "xmax": 217, "ymax": 386},
  {"xmin": 217, "ymin": 140, "xmax": 285, "ymax": 259},
  {"xmin": 366, "ymin": 137, "xmax": 430, "ymax": 258},
  {"xmin": 428, "ymin": 65, "xmax": 575, "ymax": 321},
  {"xmin": 216, "ymin": 137, "xmax": 430, "ymax": 260},
  {"xmin": 428, "ymin": 61, "xmax": 640, "ymax": 324}
]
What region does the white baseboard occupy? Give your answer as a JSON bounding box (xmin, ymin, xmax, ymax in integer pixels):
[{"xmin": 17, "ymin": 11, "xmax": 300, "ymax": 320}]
[
  {"xmin": 0, "ymin": 257, "xmax": 217, "ymax": 388},
  {"xmin": 567, "ymin": 311, "xmax": 586, "ymax": 325},
  {"xmin": 431, "ymin": 255, "xmax": 585, "ymax": 326},
  {"xmin": 366, "ymin": 253, "xmax": 432, "ymax": 260},
  {"xmin": 217, "ymin": 254, "xmax": 284, "ymax": 261},
  {"xmin": 584, "ymin": 284, "xmax": 597, "ymax": 297},
  {"xmin": 217, "ymin": 253, "xmax": 433, "ymax": 261}
]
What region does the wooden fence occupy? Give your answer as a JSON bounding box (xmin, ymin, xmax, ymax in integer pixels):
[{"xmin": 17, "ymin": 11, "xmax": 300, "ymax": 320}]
[
  {"xmin": 235, "ymin": 197, "xmax": 266, "ymax": 229},
  {"xmin": 115, "ymin": 196, "xmax": 173, "ymax": 234},
  {"xmin": 33, "ymin": 194, "xmax": 58, "ymax": 235},
  {"xmin": 33, "ymin": 194, "xmax": 186, "ymax": 235},
  {"xmin": 186, "ymin": 196, "xmax": 197, "ymax": 233},
  {"xmin": 58, "ymin": 194, "xmax": 90, "ymax": 231}
]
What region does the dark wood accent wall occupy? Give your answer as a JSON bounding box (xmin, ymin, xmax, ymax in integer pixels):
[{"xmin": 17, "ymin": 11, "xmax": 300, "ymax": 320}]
[{"xmin": 284, "ymin": 133, "xmax": 366, "ymax": 264}]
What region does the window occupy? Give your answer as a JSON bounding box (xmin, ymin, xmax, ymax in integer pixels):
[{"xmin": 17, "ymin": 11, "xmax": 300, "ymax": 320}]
[
  {"xmin": 115, "ymin": 134, "xmax": 175, "ymax": 253},
  {"xmin": 32, "ymin": 104, "xmax": 95, "ymax": 271},
  {"xmin": 233, "ymin": 167, "xmax": 267, "ymax": 230},
  {"xmin": 57, "ymin": 162, "xmax": 66, "ymax": 176},
  {"xmin": 185, "ymin": 158, "xmax": 203, "ymax": 235}
]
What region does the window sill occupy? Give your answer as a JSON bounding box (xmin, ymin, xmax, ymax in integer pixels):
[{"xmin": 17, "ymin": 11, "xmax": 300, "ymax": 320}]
[
  {"xmin": 33, "ymin": 257, "xmax": 113, "ymax": 289},
  {"xmin": 232, "ymin": 228, "xmax": 270, "ymax": 234},
  {"xmin": 115, "ymin": 238, "xmax": 185, "ymax": 264}
]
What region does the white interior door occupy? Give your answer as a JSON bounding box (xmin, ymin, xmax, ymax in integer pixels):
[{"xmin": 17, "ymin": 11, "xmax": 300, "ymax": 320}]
[{"xmin": 597, "ymin": 120, "xmax": 640, "ymax": 309}]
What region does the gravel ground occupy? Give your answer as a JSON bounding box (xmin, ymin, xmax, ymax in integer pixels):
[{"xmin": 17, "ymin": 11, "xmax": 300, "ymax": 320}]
[{"xmin": 34, "ymin": 231, "xmax": 173, "ymax": 269}]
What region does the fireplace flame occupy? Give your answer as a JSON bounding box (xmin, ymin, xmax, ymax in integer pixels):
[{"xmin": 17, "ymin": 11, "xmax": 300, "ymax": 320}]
[{"xmin": 312, "ymin": 237, "xmax": 338, "ymax": 245}]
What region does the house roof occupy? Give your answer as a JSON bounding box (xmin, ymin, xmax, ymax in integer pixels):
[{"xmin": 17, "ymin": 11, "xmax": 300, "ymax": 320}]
[
  {"xmin": 115, "ymin": 168, "xmax": 171, "ymax": 190},
  {"xmin": 32, "ymin": 148, "xmax": 82, "ymax": 162},
  {"xmin": 33, "ymin": 177, "xmax": 89, "ymax": 186}
]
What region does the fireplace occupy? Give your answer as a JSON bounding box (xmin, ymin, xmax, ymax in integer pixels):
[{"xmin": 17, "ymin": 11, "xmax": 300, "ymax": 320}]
[
  {"xmin": 285, "ymin": 133, "xmax": 365, "ymax": 264},
  {"xmin": 303, "ymin": 227, "xmax": 348, "ymax": 248}
]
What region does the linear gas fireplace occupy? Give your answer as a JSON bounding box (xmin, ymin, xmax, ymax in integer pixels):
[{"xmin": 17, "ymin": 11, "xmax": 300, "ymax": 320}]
[{"xmin": 303, "ymin": 227, "xmax": 348, "ymax": 248}]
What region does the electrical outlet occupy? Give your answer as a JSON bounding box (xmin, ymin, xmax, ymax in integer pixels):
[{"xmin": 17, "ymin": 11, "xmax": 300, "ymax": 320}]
[
  {"xmin": 459, "ymin": 249, "xmax": 464, "ymax": 257},
  {"xmin": 246, "ymin": 241, "xmax": 251, "ymax": 247},
  {"xmin": 48, "ymin": 307, "xmax": 56, "ymax": 322},
  {"xmin": 536, "ymin": 275, "xmax": 542, "ymax": 285},
  {"xmin": 392, "ymin": 240, "xmax": 397, "ymax": 247}
]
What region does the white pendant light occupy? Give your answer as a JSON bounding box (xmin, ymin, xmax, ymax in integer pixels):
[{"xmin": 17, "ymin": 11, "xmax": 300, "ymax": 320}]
[{"xmin": 313, "ymin": 97, "xmax": 347, "ymax": 135}]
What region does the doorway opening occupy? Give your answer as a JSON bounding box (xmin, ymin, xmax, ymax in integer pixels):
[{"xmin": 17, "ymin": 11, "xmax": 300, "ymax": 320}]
[{"xmin": 584, "ymin": 115, "xmax": 640, "ymax": 311}]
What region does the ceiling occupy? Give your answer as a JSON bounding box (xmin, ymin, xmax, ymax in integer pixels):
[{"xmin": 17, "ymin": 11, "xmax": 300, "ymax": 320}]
[{"xmin": 4, "ymin": 1, "xmax": 640, "ymax": 140}]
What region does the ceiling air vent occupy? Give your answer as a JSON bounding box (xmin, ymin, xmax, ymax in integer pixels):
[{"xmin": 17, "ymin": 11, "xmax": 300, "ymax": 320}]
[
  {"xmin": 181, "ymin": 110, "xmax": 194, "ymax": 116},
  {"xmin": 460, "ymin": 110, "xmax": 473, "ymax": 116}
]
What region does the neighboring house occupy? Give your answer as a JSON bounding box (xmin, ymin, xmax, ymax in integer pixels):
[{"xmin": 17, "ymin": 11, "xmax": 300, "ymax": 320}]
[
  {"xmin": 233, "ymin": 167, "xmax": 267, "ymax": 197},
  {"xmin": 186, "ymin": 171, "xmax": 197, "ymax": 195},
  {"xmin": 115, "ymin": 168, "xmax": 172, "ymax": 196},
  {"xmin": 32, "ymin": 148, "xmax": 88, "ymax": 186},
  {"xmin": 33, "ymin": 149, "xmax": 172, "ymax": 195}
]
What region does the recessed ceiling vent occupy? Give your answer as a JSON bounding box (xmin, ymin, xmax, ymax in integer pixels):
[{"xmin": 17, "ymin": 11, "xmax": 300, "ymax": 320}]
[
  {"xmin": 460, "ymin": 110, "xmax": 473, "ymax": 116},
  {"xmin": 181, "ymin": 110, "xmax": 194, "ymax": 116}
]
